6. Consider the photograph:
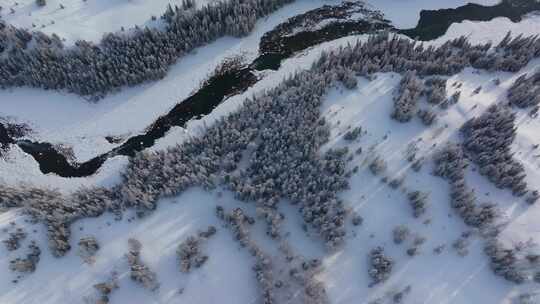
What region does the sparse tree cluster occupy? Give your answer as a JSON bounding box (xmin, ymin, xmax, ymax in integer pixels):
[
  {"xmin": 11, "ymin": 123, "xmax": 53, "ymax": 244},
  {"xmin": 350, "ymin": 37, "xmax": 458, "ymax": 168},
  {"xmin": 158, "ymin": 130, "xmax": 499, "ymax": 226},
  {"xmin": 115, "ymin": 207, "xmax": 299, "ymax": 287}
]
[
  {"xmin": 440, "ymin": 91, "xmax": 461, "ymax": 109},
  {"xmin": 78, "ymin": 236, "xmax": 100, "ymax": 264},
  {"xmin": 3, "ymin": 227, "xmax": 27, "ymax": 251},
  {"xmin": 177, "ymin": 226, "xmax": 216, "ymax": 273},
  {"xmin": 344, "ymin": 126, "xmax": 362, "ymax": 141},
  {"xmin": 219, "ymin": 206, "xmax": 277, "ymax": 303},
  {"xmin": 218, "ymin": 206, "xmax": 329, "ymax": 304},
  {"xmin": 368, "ymin": 246, "xmax": 393, "ymax": 286},
  {"xmin": 126, "ymin": 238, "xmax": 159, "ymax": 291},
  {"xmin": 461, "ymin": 105, "xmax": 528, "ymax": 196},
  {"xmin": 452, "ymin": 236, "xmax": 471, "ymax": 257},
  {"xmin": 369, "ymin": 156, "xmax": 387, "ymax": 175},
  {"xmin": 433, "ymin": 143, "xmax": 499, "ymax": 229},
  {"xmin": 391, "ymin": 71, "xmax": 423, "ymax": 122},
  {"xmin": 484, "ymin": 239, "xmax": 527, "ymax": 284},
  {"xmin": 424, "ymin": 77, "xmax": 447, "ymax": 105},
  {"xmin": 92, "ymin": 271, "xmax": 119, "ymax": 304},
  {"xmin": 9, "ymin": 241, "xmax": 41, "ymax": 274},
  {"xmin": 392, "ymin": 225, "xmax": 410, "ymax": 245},
  {"xmin": 417, "ymin": 108, "xmax": 436, "ymax": 125},
  {"xmin": 407, "ymin": 190, "xmax": 429, "ymax": 218},
  {"xmin": 433, "ymin": 144, "xmax": 534, "ymax": 284},
  {"xmin": 507, "ymin": 70, "xmax": 540, "ymax": 108},
  {"xmin": 0, "ymin": 185, "xmax": 118, "ymax": 257}
]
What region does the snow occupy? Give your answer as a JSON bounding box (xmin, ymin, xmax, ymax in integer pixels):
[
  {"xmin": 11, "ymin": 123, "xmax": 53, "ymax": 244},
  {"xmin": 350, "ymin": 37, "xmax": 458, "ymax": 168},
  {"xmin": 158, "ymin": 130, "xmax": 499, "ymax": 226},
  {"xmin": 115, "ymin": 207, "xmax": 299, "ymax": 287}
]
[
  {"xmin": 2, "ymin": 1, "xmax": 540, "ymax": 303},
  {"xmin": 0, "ymin": 0, "xmax": 212, "ymax": 45}
]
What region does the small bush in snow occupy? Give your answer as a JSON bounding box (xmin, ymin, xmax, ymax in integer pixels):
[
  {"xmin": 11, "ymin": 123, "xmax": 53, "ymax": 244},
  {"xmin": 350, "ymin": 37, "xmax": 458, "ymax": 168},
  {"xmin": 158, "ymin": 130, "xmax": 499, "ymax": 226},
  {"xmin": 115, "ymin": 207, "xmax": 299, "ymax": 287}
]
[
  {"xmin": 392, "ymin": 225, "xmax": 410, "ymax": 245},
  {"xmin": 387, "ymin": 176, "xmax": 404, "ymax": 190},
  {"xmin": 391, "ymin": 71, "xmax": 423, "ymax": 123},
  {"xmin": 78, "ymin": 236, "xmax": 100, "ymax": 264},
  {"xmin": 424, "ymin": 77, "xmax": 447, "ymax": 105},
  {"xmin": 351, "ymin": 212, "xmax": 363, "ymax": 226},
  {"xmin": 344, "ymin": 127, "xmax": 362, "ymax": 141},
  {"xmin": 9, "ymin": 241, "xmax": 41, "ymax": 273},
  {"xmin": 407, "ymin": 190, "xmax": 429, "ymax": 218},
  {"xmin": 93, "ymin": 271, "xmax": 119, "ymax": 304},
  {"xmin": 452, "ymin": 237, "xmax": 470, "ymax": 257},
  {"xmin": 369, "ymin": 156, "xmax": 387, "ymax": 176},
  {"xmin": 3, "ymin": 227, "xmax": 27, "ymax": 251},
  {"xmin": 126, "ymin": 239, "xmax": 160, "ymax": 291},
  {"xmin": 36, "ymin": 0, "xmax": 46, "ymax": 7},
  {"xmin": 433, "ymin": 244, "xmax": 446, "ymax": 255},
  {"xmin": 177, "ymin": 226, "xmax": 216, "ymax": 273}
]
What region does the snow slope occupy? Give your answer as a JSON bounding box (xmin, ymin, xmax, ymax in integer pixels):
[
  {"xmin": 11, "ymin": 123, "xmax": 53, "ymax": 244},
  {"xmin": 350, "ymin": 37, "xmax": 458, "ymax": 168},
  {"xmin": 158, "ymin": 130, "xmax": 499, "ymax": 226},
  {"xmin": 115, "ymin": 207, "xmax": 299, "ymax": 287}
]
[
  {"xmin": 1, "ymin": 1, "xmax": 540, "ymax": 304},
  {"xmin": 2, "ymin": 59, "xmax": 540, "ymax": 304}
]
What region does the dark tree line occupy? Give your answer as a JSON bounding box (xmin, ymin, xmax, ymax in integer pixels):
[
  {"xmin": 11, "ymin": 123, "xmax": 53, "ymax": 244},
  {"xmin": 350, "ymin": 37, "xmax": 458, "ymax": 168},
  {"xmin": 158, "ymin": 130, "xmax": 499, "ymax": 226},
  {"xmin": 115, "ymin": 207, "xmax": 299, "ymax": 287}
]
[{"xmin": 0, "ymin": 0, "xmax": 294, "ymax": 99}]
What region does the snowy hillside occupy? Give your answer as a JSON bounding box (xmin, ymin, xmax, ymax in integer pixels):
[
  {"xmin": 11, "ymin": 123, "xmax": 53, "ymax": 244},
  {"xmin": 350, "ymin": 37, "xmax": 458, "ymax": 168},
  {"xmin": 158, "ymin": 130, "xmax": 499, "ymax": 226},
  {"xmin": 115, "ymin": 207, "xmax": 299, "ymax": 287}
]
[
  {"xmin": 0, "ymin": 0, "xmax": 213, "ymax": 44},
  {"xmin": 1, "ymin": 0, "xmax": 540, "ymax": 304}
]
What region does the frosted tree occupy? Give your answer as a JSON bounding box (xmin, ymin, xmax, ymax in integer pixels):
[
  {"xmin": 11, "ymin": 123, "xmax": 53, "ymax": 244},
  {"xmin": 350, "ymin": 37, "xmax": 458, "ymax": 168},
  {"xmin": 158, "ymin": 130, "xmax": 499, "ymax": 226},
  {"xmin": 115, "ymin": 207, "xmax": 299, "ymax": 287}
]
[
  {"xmin": 391, "ymin": 71, "xmax": 424, "ymax": 122},
  {"xmin": 461, "ymin": 105, "xmax": 528, "ymax": 196}
]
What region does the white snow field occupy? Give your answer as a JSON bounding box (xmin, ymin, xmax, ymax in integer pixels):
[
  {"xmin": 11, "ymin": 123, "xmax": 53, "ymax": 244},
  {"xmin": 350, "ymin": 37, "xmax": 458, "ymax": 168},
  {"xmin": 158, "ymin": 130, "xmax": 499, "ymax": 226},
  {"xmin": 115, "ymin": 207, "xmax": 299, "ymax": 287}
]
[{"xmin": 1, "ymin": 1, "xmax": 540, "ymax": 304}]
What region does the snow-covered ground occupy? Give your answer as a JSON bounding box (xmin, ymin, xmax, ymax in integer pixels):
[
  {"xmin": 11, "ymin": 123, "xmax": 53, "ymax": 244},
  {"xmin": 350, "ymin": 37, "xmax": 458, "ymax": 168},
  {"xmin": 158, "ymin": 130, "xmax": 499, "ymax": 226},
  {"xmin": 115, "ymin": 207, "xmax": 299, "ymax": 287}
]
[
  {"xmin": 0, "ymin": 0, "xmax": 212, "ymax": 44},
  {"xmin": 2, "ymin": 1, "xmax": 540, "ymax": 303},
  {"xmin": 2, "ymin": 60, "xmax": 540, "ymax": 303}
]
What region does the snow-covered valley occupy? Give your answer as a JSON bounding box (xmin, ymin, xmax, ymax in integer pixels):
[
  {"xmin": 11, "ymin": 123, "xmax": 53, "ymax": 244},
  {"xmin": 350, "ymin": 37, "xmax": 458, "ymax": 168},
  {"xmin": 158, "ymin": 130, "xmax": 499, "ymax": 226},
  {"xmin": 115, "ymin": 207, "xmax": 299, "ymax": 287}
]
[{"xmin": 1, "ymin": 1, "xmax": 540, "ymax": 304}]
